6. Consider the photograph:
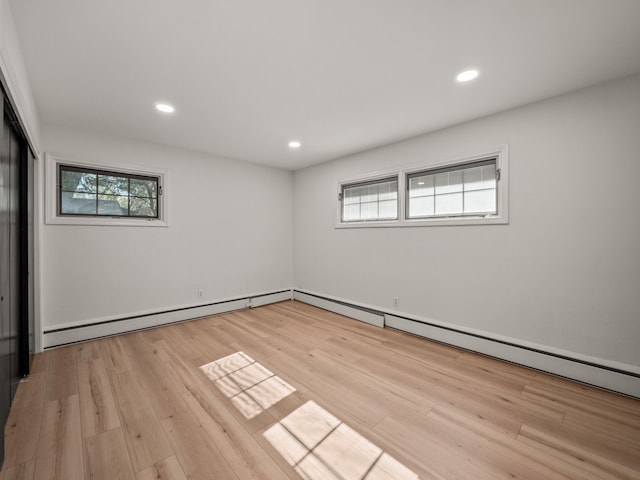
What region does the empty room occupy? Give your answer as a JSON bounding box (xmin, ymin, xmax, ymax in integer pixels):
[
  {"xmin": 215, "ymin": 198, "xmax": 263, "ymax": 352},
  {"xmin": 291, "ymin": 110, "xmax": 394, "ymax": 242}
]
[{"xmin": 1, "ymin": 0, "xmax": 639, "ymax": 479}]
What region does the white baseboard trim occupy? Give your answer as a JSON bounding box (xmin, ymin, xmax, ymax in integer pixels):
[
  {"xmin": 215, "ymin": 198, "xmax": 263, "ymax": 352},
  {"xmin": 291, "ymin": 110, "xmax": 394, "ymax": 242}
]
[
  {"xmin": 43, "ymin": 289, "xmax": 292, "ymax": 349},
  {"xmin": 293, "ymin": 289, "xmax": 640, "ymax": 398},
  {"xmin": 293, "ymin": 291, "xmax": 384, "ymax": 327},
  {"xmin": 385, "ymin": 315, "xmax": 640, "ymax": 398}
]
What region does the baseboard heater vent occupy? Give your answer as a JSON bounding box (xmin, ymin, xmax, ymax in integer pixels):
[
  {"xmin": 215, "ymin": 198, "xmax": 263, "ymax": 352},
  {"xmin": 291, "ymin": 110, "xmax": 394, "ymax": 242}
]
[
  {"xmin": 293, "ymin": 291, "xmax": 384, "ymax": 328},
  {"xmin": 293, "ymin": 289, "xmax": 640, "ymax": 399},
  {"xmin": 43, "ymin": 289, "xmax": 292, "ymax": 349}
]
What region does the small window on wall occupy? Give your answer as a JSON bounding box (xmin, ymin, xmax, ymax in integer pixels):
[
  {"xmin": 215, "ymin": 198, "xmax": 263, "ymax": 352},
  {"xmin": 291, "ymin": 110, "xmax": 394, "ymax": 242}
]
[
  {"xmin": 336, "ymin": 145, "xmax": 508, "ymax": 228},
  {"xmin": 45, "ymin": 153, "xmax": 168, "ymax": 226},
  {"xmin": 407, "ymin": 158, "xmax": 497, "ymax": 219},
  {"xmin": 340, "ymin": 176, "xmax": 398, "ymax": 223},
  {"xmin": 58, "ymin": 165, "xmax": 160, "ymax": 218}
]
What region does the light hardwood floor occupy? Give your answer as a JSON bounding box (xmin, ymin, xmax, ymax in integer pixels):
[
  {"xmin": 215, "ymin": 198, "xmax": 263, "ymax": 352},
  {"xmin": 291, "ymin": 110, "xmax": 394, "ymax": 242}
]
[{"xmin": 2, "ymin": 301, "xmax": 639, "ymax": 479}]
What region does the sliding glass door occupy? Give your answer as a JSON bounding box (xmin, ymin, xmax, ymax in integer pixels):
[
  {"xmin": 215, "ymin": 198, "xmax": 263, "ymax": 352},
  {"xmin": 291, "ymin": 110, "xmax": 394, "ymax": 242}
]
[{"xmin": 0, "ymin": 92, "xmax": 34, "ymax": 465}]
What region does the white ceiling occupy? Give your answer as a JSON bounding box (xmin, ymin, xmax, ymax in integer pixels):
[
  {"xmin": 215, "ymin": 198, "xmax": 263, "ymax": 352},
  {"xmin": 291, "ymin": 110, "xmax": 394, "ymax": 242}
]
[{"xmin": 9, "ymin": 0, "xmax": 640, "ymax": 170}]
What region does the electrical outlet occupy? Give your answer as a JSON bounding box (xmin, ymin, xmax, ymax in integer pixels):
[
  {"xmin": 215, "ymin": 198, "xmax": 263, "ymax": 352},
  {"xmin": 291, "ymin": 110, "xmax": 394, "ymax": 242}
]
[
  {"xmin": 393, "ymin": 297, "xmax": 399, "ymax": 308},
  {"xmin": 198, "ymin": 289, "xmax": 203, "ymax": 298}
]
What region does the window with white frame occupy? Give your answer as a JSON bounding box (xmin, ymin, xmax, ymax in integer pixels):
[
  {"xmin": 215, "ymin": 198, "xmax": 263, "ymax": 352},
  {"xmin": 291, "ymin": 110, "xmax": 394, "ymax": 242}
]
[
  {"xmin": 407, "ymin": 158, "xmax": 497, "ymax": 219},
  {"xmin": 58, "ymin": 164, "xmax": 160, "ymax": 218},
  {"xmin": 340, "ymin": 176, "xmax": 398, "ymax": 223},
  {"xmin": 45, "ymin": 153, "xmax": 168, "ymax": 227},
  {"xmin": 337, "ymin": 146, "xmax": 508, "ymax": 227}
]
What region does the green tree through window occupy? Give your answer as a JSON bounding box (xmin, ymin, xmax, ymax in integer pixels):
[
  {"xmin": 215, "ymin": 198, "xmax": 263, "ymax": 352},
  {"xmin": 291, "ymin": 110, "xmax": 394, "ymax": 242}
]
[{"xmin": 59, "ymin": 164, "xmax": 159, "ymax": 218}]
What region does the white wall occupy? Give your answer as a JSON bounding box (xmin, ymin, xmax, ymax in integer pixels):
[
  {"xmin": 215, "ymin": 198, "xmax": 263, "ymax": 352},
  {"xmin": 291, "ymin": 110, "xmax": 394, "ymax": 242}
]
[
  {"xmin": 293, "ymin": 73, "xmax": 640, "ymax": 372},
  {"xmin": 41, "ymin": 124, "xmax": 293, "ymax": 333},
  {"xmin": 0, "ymin": 0, "xmax": 40, "ymax": 153}
]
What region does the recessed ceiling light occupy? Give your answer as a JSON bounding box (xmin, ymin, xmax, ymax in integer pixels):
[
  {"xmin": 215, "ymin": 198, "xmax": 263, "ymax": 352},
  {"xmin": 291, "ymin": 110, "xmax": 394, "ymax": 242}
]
[
  {"xmin": 288, "ymin": 140, "xmax": 301, "ymax": 149},
  {"xmin": 456, "ymin": 69, "xmax": 479, "ymax": 82},
  {"xmin": 155, "ymin": 103, "xmax": 175, "ymax": 113}
]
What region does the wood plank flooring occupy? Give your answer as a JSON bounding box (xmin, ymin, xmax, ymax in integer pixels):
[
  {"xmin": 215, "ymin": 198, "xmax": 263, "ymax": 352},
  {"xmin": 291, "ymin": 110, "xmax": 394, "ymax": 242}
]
[{"xmin": 2, "ymin": 300, "xmax": 639, "ymax": 479}]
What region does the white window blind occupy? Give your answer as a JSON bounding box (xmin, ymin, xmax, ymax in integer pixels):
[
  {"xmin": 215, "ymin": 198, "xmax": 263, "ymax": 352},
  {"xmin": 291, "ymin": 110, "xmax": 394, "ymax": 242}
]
[
  {"xmin": 407, "ymin": 159, "xmax": 497, "ymax": 219},
  {"xmin": 341, "ymin": 177, "xmax": 398, "ymax": 222}
]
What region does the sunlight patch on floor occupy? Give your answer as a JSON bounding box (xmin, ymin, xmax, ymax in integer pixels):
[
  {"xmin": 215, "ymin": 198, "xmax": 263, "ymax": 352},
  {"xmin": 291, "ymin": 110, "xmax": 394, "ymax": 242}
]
[
  {"xmin": 200, "ymin": 352, "xmax": 296, "ymax": 419},
  {"xmin": 265, "ymin": 401, "xmax": 419, "ymax": 480}
]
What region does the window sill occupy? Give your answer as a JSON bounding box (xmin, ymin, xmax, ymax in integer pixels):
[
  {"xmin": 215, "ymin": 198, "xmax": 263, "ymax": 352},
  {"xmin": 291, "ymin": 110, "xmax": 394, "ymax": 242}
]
[
  {"xmin": 45, "ymin": 216, "xmax": 169, "ymax": 227},
  {"xmin": 335, "ymin": 215, "xmax": 508, "ymax": 229}
]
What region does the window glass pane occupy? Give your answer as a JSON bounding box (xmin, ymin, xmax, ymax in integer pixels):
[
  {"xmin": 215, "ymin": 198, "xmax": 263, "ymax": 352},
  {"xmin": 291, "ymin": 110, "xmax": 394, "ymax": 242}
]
[
  {"xmin": 435, "ymin": 171, "xmax": 463, "ymax": 194},
  {"xmin": 130, "ymin": 178, "xmax": 157, "ymax": 198},
  {"xmin": 378, "ymin": 199, "xmax": 397, "ymax": 219},
  {"xmin": 408, "ymin": 176, "xmax": 420, "ymax": 194},
  {"xmin": 464, "ymin": 190, "xmax": 496, "ymax": 214},
  {"xmin": 361, "ymin": 201, "xmax": 378, "ymax": 219},
  {"xmin": 362, "ymin": 185, "xmax": 376, "ymax": 203},
  {"xmin": 378, "ymin": 181, "xmax": 395, "ymax": 201},
  {"xmin": 409, "ymin": 175, "xmax": 434, "ymax": 197},
  {"xmin": 60, "ymin": 192, "xmax": 97, "ymax": 214},
  {"xmin": 435, "ymin": 192, "xmax": 463, "ymax": 215},
  {"xmin": 464, "ymin": 165, "xmax": 496, "ymax": 192},
  {"xmin": 61, "ymin": 170, "xmax": 97, "ymax": 193},
  {"xmin": 98, "ymin": 194, "xmax": 128, "ymax": 215},
  {"xmin": 343, "ymin": 188, "xmax": 357, "ymax": 205},
  {"xmin": 98, "ymin": 175, "xmax": 129, "ymax": 195},
  {"xmin": 349, "ymin": 186, "xmax": 362, "ymax": 203},
  {"xmin": 409, "ymin": 195, "xmax": 434, "ymax": 217},
  {"xmin": 343, "ymin": 204, "xmax": 360, "ymax": 221},
  {"xmin": 481, "ymin": 164, "xmax": 496, "ymax": 190},
  {"xmin": 341, "ymin": 177, "xmax": 397, "ymax": 222},
  {"xmin": 130, "ymin": 196, "xmax": 158, "ymax": 217},
  {"xmin": 463, "ymin": 166, "xmax": 483, "ymax": 191}
]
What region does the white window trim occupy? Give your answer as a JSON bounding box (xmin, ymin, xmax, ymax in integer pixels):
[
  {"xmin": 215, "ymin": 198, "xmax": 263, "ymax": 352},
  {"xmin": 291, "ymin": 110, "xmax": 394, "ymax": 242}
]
[
  {"xmin": 44, "ymin": 153, "xmax": 169, "ymax": 227},
  {"xmin": 336, "ymin": 170, "xmax": 402, "ymax": 226},
  {"xmin": 336, "ymin": 145, "xmax": 508, "ymax": 228}
]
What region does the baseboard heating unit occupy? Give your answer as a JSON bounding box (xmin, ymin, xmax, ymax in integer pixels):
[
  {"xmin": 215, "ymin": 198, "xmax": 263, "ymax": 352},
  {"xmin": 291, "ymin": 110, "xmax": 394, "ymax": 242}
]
[
  {"xmin": 43, "ymin": 289, "xmax": 292, "ymax": 349},
  {"xmin": 293, "ymin": 289, "xmax": 640, "ymax": 399}
]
